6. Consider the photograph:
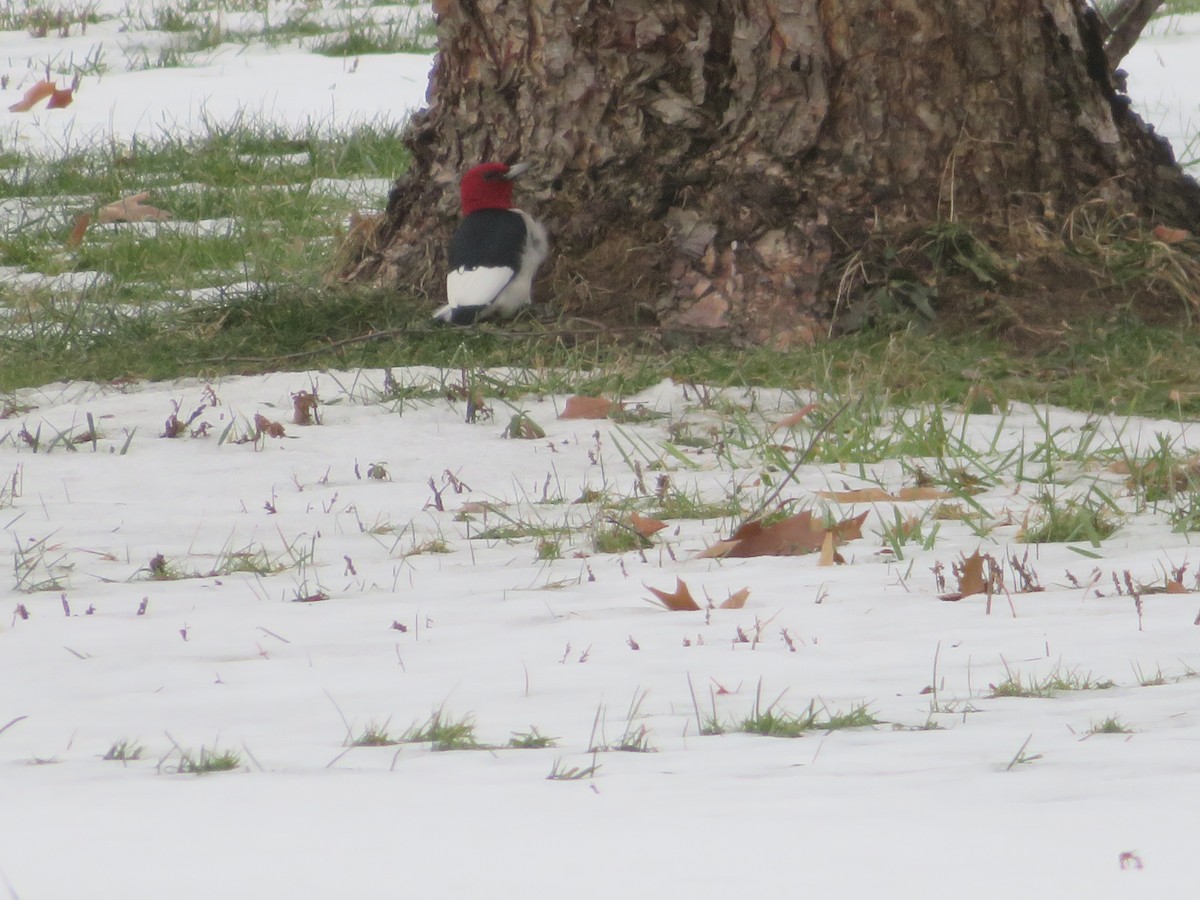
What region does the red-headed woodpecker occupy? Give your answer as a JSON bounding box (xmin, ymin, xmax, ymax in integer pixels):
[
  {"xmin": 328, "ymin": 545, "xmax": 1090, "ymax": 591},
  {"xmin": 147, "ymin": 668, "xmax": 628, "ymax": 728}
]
[{"xmin": 433, "ymin": 161, "xmax": 549, "ymax": 325}]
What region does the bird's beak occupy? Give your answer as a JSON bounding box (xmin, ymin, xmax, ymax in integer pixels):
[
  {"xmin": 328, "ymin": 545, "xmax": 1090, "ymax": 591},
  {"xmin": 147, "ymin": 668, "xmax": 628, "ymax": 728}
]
[{"xmin": 503, "ymin": 162, "xmax": 531, "ymax": 180}]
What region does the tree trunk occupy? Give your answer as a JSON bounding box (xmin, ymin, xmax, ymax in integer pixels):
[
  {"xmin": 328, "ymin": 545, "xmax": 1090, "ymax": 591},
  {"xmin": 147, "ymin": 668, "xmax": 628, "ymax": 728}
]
[
  {"xmin": 1100, "ymin": 0, "xmax": 1164, "ymax": 69},
  {"xmin": 340, "ymin": 0, "xmax": 1200, "ymax": 347}
]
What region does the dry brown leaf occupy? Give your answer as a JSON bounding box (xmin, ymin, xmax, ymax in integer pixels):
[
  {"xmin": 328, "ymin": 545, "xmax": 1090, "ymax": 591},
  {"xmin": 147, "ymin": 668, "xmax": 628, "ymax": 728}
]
[
  {"xmin": 818, "ymin": 530, "xmax": 836, "ymax": 566},
  {"xmin": 816, "ymin": 487, "xmax": 894, "ymax": 502},
  {"xmin": 46, "ymin": 87, "xmax": 73, "ymax": 109},
  {"xmin": 9, "ymin": 80, "xmax": 56, "ymax": 112},
  {"xmin": 771, "ymin": 402, "xmax": 817, "ymax": 432},
  {"xmin": 254, "ymin": 413, "xmax": 286, "ymax": 438},
  {"xmin": 66, "ymin": 213, "xmax": 91, "ymax": 248},
  {"xmin": 832, "ymin": 510, "xmax": 870, "ymax": 541},
  {"xmin": 292, "ymin": 591, "xmax": 329, "ymax": 603},
  {"xmin": 97, "ymin": 191, "xmax": 172, "ymax": 224},
  {"xmin": 958, "ymin": 551, "xmax": 986, "ymax": 596},
  {"xmin": 1165, "ymin": 580, "xmax": 1188, "ymax": 594},
  {"xmin": 699, "ymin": 509, "xmax": 868, "ymax": 559},
  {"xmin": 646, "ymin": 577, "xmax": 701, "ymax": 611},
  {"xmin": 719, "ymin": 587, "xmax": 750, "ymax": 609},
  {"xmin": 559, "ymin": 395, "xmax": 618, "ymax": 419},
  {"xmin": 816, "ymin": 486, "xmax": 954, "ymax": 502},
  {"xmin": 896, "ymin": 486, "xmax": 956, "ymax": 501},
  {"xmin": 1153, "ymin": 224, "xmax": 1191, "ymax": 244},
  {"xmin": 708, "ymin": 513, "xmax": 823, "ymax": 557},
  {"xmin": 292, "ymin": 390, "xmax": 319, "ymax": 426},
  {"xmin": 630, "ymin": 510, "xmax": 668, "ymax": 538},
  {"xmin": 696, "ymin": 538, "xmax": 740, "ymax": 559}
]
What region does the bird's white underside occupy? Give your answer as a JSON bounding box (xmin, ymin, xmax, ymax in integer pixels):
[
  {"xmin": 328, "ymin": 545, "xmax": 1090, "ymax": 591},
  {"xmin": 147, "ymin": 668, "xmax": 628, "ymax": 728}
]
[
  {"xmin": 435, "ymin": 210, "xmax": 548, "ymax": 322},
  {"xmin": 446, "ymin": 265, "xmax": 516, "ymax": 310}
]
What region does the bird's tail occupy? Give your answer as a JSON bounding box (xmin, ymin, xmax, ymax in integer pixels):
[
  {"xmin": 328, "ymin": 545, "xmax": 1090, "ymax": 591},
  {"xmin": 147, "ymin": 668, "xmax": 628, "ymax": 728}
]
[{"xmin": 431, "ymin": 304, "xmax": 453, "ymax": 323}]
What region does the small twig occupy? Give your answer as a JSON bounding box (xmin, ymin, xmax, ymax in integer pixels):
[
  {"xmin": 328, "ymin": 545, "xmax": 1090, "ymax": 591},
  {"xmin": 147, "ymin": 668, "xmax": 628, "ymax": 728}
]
[
  {"xmin": 1, "ymin": 864, "xmax": 21, "ymax": 900},
  {"xmin": 240, "ymin": 742, "xmax": 265, "ymax": 772},
  {"xmin": 1005, "ymin": 733, "xmax": 1037, "ymax": 771},
  {"xmin": 324, "ymin": 746, "xmax": 354, "ymax": 769},
  {"xmin": 323, "ymin": 689, "xmax": 355, "ymax": 745}
]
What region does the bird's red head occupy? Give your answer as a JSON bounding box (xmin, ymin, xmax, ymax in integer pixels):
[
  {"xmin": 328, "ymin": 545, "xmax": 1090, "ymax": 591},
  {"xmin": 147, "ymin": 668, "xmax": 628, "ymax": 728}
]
[{"xmin": 459, "ymin": 162, "xmax": 521, "ymax": 215}]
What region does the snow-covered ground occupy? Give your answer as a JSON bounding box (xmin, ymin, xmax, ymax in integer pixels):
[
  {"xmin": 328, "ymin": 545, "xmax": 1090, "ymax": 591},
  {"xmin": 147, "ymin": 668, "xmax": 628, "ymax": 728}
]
[
  {"xmin": 2, "ymin": 8, "xmax": 1200, "ymax": 899},
  {"xmin": 1130, "ymin": 11, "xmax": 1200, "ymax": 161}
]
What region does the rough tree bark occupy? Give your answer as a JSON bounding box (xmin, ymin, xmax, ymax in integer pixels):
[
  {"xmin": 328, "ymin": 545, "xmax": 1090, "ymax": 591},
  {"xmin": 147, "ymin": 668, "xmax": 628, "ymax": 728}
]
[{"xmin": 340, "ymin": 0, "xmax": 1200, "ymax": 347}]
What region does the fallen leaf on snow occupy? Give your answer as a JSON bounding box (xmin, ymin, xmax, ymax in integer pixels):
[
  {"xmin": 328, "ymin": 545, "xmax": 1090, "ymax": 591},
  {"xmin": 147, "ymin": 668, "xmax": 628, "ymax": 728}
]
[
  {"xmin": 97, "ymin": 191, "xmax": 172, "ymax": 224},
  {"xmin": 771, "ymin": 402, "xmax": 817, "ymax": 432},
  {"xmin": 292, "ymin": 592, "xmax": 329, "ymax": 603},
  {"xmin": 958, "ymin": 551, "xmax": 987, "ymax": 595},
  {"xmin": 719, "ymin": 587, "xmax": 750, "ymax": 609},
  {"xmin": 817, "ymin": 531, "xmax": 839, "ymax": 566},
  {"xmin": 254, "ymin": 413, "xmax": 286, "ymax": 438},
  {"xmin": 46, "ymin": 87, "xmax": 73, "ymax": 109},
  {"xmin": 630, "ymin": 511, "xmax": 668, "ymax": 537},
  {"xmin": 66, "ymin": 213, "xmax": 91, "ymax": 248},
  {"xmin": 833, "ymin": 510, "xmax": 869, "ymax": 541},
  {"xmin": 646, "ymin": 577, "xmax": 701, "ymax": 611},
  {"xmin": 698, "ymin": 510, "xmax": 868, "ymax": 558},
  {"xmin": 816, "ymin": 486, "xmax": 955, "ymax": 502},
  {"xmin": 8, "ymin": 80, "xmax": 56, "ymax": 112},
  {"xmin": 940, "ymin": 550, "xmax": 992, "ymax": 601},
  {"xmin": 559, "ymin": 395, "xmax": 618, "ymax": 419},
  {"xmin": 292, "ymin": 390, "xmax": 319, "ymax": 425}
]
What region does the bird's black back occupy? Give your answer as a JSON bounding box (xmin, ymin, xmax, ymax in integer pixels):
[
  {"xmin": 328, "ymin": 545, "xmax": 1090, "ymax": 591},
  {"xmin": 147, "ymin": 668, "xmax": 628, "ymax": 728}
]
[{"xmin": 449, "ymin": 208, "xmax": 529, "ymax": 270}]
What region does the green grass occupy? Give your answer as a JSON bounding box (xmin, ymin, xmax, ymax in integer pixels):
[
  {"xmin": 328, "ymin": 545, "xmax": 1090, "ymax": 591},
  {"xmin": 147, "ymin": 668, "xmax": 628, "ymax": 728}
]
[
  {"xmin": 507, "ymin": 728, "xmax": 557, "ymax": 749},
  {"xmin": 3, "ymin": 272, "xmax": 1200, "ymax": 419},
  {"xmin": 102, "ymin": 739, "xmax": 144, "ymax": 762},
  {"xmin": 314, "ymin": 17, "xmax": 435, "ymax": 56},
  {"xmin": 1, "ymin": 84, "xmax": 1199, "ymax": 423},
  {"xmin": 400, "ymin": 709, "xmax": 480, "ymax": 751},
  {"xmin": 535, "ymin": 539, "xmax": 563, "ymax": 561},
  {"xmin": 592, "ymin": 521, "xmax": 648, "ymax": 554},
  {"xmin": 137, "ymin": 542, "xmax": 292, "ymax": 581},
  {"xmin": 0, "ymin": 119, "xmax": 411, "ymax": 391},
  {"xmin": 170, "ymin": 745, "xmax": 241, "ymax": 774},
  {"xmin": 547, "ymin": 758, "xmax": 600, "ymax": 780},
  {"xmin": 741, "ymin": 703, "xmax": 820, "ymax": 737},
  {"xmin": 737, "ymin": 681, "xmax": 878, "ymax": 737},
  {"xmin": 1153, "ymin": 0, "xmax": 1200, "ymax": 20},
  {"xmin": 1020, "ymin": 489, "xmax": 1122, "ymax": 546},
  {"xmin": 820, "ymin": 703, "xmax": 881, "ymax": 730},
  {"xmin": 118, "ymin": 2, "xmax": 434, "ymax": 66},
  {"xmin": 588, "ymin": 690, "xmax": 658, "ymax": 752},
  {"xmin": 988, "ymin": 664, "xmax": 1116, "ymax": 699},
  {"xmin": 648, "ymin": 484, "xmax": 742, "ymax": 521},
  {"xmin": 349, "ymin": 721, "xmax": 399, "ymax": 747},
  {"xmin": 1088, "ymin": 715, "xmax": 1133, "ymax": 735},
  {"xmin": 0, "ymin": 1, "xmax": 100, "ymax": 36}
]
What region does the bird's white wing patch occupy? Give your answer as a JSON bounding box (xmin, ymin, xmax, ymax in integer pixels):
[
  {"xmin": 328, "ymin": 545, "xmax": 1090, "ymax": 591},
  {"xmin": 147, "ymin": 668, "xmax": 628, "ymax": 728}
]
[{"xmin": 447, "ymin": 265, "xmax": 516, "ymax": 311}]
